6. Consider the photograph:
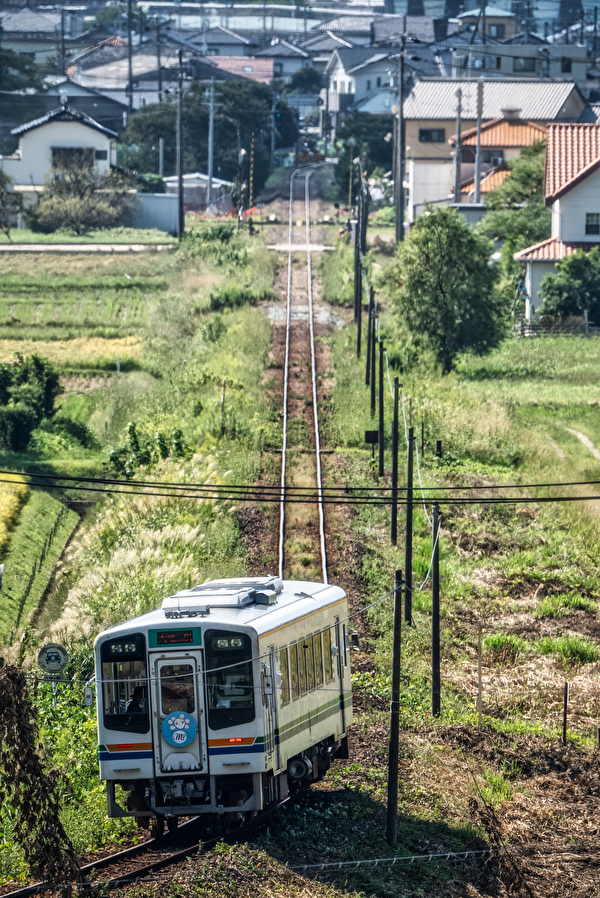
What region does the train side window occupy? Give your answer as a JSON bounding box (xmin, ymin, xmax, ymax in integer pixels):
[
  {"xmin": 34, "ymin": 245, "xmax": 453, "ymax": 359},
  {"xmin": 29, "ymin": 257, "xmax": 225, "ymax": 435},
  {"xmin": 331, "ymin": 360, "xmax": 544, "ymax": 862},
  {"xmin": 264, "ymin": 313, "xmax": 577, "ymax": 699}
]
[
  {"xmin": 299, "ymin": 640, "xmax": 308, "ymax": 694},
  {"xmin": 342, "ymin": 625, "xmax": 348, "ymax": 668},
  {"xmin": 307, "ymin": 636, "xmax": 315, "ymax": 691},
  {"xmin": 100, "ymin": 634, "xmax": 149, "ymax": 734},
  {"xmin": 324, "ymin": 628, "xmax": 333, "ymax": 682},
  {"xmin": 290, "ymin": 642, "xmax": 300, "ymax": 699},
  {"xmin": 315, "ymin": 631, "xmax": 324, "ymax": 686},
  {"xmin": 279, "ymin": 646, "xmax": 290, "ymax": 705}
]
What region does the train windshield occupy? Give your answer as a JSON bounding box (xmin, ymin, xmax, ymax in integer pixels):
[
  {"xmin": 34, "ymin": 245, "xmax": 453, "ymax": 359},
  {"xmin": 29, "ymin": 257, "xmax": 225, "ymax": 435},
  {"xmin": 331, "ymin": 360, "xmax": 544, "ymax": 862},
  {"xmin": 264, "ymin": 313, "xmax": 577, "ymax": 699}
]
[
  {"xmin": 101, "ymin": 634, "xmax": 149, "ymax": 734},
  {"xmin": 205, "ymin": 630, "xmax": 255, "ymax": 731}
]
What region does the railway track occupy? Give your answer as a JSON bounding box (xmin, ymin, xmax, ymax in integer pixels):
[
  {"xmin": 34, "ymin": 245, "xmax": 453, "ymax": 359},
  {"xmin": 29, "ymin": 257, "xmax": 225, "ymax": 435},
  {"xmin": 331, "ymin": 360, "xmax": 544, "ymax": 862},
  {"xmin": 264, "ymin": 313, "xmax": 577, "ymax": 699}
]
[{"xmin": 278, "ymin": 165, "xmax": 328, "ymax": 582}]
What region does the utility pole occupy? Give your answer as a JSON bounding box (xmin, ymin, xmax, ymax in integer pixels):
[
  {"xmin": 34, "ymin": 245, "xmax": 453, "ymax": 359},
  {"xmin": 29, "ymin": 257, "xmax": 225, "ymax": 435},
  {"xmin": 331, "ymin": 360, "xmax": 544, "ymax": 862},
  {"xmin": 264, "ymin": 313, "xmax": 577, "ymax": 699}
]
[
  {"xmin": 127, "ymin": 0, "xmax": 134, "ymax": 116},
  {"xmin": 177, "ymin": 49, "xmax": 184, "ymax": 240},
  {"xmin": 60, "ymin": 7, "xmax": 66, "ymax": 76},
  {"xmin": 391, "ymin": 378, "xmax": 399, "ymax": 545},
  {"xmin": 386, "ymin": 568, "xmax": 403, "ymax": 847},
  {"xmin": 432, "ymin": 503, "xmax": 441, "ymax": 717},
  {"xmin": 323, "ymin": 76, "xmax": 330, "ymax": 158},
  {"xmin": 370, "ymin": 315, "xmax": 376, "ymax": 417},
  {"xmin": 270, "ymin": 92, "xmax": 277, "ymax": 169},
  {"xmin": 395, "ymin": 30, "xmax": 406, "ymax": 243},
  {"xmin": 156, "ymin": 21, "xmax": 163, "ymax": 103},
  {"xmin": 207, "ymin": 78, "xmax": 215, "ymax": 205},
  {"xmin": 405, "ymin": 426, "xmax": 414, "ymax": 625},
  {"xmin": 595, "ymin": 6, "xmax": 598, "ymax": 60},
  {"xmin": 249, "ymin": 132, "xmax": 255, "ymax": 208},
  {"xmin": 378, "ymin": 339, "xmax": 385, "ymax": 477},
  {"xmin": 454, "ymin": 88, "xmax": 462, "ymax": 203},
  {"xmin": 158, "ymin": 137, "xmax": 164, "ymax": 176},
  {"xmin": 474, "ymin": 79, "xmax": 483, "ymax": 204},
  {"xmin": 482, "ymin": 1, "xmax": 486, "ymax": 43},
  {"xmin": 366, "ymin": 286, "xmax": 374, "ymax": 386}
]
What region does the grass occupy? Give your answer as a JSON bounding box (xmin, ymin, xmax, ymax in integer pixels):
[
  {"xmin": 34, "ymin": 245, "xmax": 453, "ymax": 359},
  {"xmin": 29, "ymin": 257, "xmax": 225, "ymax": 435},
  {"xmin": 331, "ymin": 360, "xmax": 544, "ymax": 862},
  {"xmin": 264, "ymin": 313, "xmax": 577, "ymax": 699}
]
[
  {"xmin": 0, "ymin": 476, "xmax": 28, "ymax": 557},
  {"xmin": 0, "ymin": 227, "xmax": 174, "ymax": 244},
  {"xmin": 534, "ymin": 592, "xmax": 598, "ymax": 618},
  {"xmin": 536, "ymin": 634, "xmax": 599, "ymax": 666}
]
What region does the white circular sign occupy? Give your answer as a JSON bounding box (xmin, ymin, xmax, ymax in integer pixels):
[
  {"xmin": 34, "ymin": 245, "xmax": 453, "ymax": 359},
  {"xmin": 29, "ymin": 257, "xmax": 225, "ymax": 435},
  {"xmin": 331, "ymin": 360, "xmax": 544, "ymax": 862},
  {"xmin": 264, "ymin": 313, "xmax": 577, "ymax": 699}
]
[{"xmin": 38, "ymin": 643, "xmax": 69, "ymax": 674}]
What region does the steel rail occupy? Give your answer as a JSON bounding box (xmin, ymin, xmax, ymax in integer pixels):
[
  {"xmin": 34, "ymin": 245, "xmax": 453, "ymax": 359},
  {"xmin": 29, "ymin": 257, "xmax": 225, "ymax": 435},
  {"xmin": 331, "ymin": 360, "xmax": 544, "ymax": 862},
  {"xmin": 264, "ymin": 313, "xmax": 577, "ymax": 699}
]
[{"xmin": 304, "ymin": 167, "xmax": 328, "ymax": 584}]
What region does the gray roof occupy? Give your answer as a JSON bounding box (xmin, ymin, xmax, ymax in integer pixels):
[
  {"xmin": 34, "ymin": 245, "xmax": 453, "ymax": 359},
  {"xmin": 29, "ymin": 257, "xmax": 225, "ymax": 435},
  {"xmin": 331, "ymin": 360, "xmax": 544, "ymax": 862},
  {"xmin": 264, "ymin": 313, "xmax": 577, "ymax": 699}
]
[
  {"xmin": 431, "ymin": 27, "xmax": 500, "ymax": 49},
  {"xmin": 373, "ymin": 16, "xmax": 440, "ymax": 44},
  {"xmin": 458, "ymin": 5, "xmax": 515, "ymax": 16},
  {"xmin": 578, "ymin": 103, "xmax": 600, "ymax": 122},
  {"xmin": 11, "ymin": 105, "xmax": 117, "ymax": 138},
  {"xmin": 403, "ymin": 78, "xmax": 582, "ymax": 121},
  {"xmin": 500, "ymin": 29, "xmax": 548, "ymax": 44},
  {"xmin": 315, "ymin": 15, "xmax": 374, "ymax": 34},
  {"xmin": 185, "ymin": 26, "xmax": 253, "ymax": 46},
  {"xmin": 299, "ymin": 32, "xmax": 353, "ymax": 51},
  {"xmin": 333, "ymin": 46, "xmax": 390, "ymax": 73},
  {"xmin": 255, "ymin": 39, "xmax": 309, "ymax": 58},
  {"xmin": 0, "ymin": 8, "xmax": 60, "ymax": 33}
]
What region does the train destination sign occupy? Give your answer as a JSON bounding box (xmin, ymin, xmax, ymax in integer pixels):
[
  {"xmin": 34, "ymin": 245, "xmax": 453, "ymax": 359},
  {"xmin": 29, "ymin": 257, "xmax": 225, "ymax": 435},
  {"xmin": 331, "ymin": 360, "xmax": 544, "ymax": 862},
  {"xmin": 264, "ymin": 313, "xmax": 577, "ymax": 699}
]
[{"xmin": 149, "ymin": 627, "xmax": 202, "ymax": 647}]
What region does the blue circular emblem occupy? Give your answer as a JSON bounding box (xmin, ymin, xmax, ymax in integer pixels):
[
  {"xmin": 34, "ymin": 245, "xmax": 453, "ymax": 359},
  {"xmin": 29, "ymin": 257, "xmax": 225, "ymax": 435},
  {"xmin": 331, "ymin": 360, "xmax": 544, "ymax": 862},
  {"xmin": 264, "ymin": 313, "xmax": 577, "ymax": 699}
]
[{"xmin": 162, "ymin": 711, "xmax": 197, "ymax": 746}]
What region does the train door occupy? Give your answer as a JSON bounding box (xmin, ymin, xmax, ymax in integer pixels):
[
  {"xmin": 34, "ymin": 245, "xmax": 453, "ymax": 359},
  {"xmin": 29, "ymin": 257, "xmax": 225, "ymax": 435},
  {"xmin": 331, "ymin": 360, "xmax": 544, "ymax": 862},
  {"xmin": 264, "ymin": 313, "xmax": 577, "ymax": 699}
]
[
  {"xmin": 150, "ymin": 652, "xmax": 208, "ymax": 776},
  {"xmin": 265, "ymin": 646, "xmax": 281, "ymax": 770},
  {"xmin": 335, "ymin": 618, "xmax": 346, "ymax": 734}
]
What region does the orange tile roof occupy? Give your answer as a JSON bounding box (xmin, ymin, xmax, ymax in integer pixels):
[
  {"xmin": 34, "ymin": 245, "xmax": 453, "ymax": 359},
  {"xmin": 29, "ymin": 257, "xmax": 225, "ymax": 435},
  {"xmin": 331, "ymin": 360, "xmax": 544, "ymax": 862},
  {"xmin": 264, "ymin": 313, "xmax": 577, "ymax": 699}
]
[
  {"xmin": 449, "ymin": 116, "xmax": 546, "ymax": 148},
  {"xmin": 545, "ymin": 123, "xmax": 600, "ymax": 205},
  {"xmin": 513, "ymin": 236, "xmax": 600, "ymax": 261},
  {"xmin": 460, "ymin": 164, "xmax": 510, "ymax": 194},
  {"xmin": 210, "ymin": 56, "xmax": 273, "ymax": 84}
]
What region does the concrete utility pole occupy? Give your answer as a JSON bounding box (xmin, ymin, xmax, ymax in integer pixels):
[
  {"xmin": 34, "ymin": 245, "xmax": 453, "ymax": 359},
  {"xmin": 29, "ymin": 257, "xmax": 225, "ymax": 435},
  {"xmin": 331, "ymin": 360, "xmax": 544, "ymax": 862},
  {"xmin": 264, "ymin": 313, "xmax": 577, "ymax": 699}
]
[
  {"xmin": 474, "ymin": 79, "xmax": 483, "ymax": 204},
  {"xmin": 60, "ymin": 7, "xmax": 66, "ymax": 76},
  {"xmin": 158, "ymin": 137, "xmax": 164, "ymax": 176},
  {"xmin": 454, "ymin": 88, "xmax": 462, "ymax": 202},
  {"xmin": 127, "ymin": 0, "xmax": 134, "ymax": 115},
  {"xmin": 270, "ymin": 92, "xmax": 277, "ymax": 169},
  {"xmin": 156, "ymin": 20, "xmax": 163, "ymax": 103},
  {"xmin": 207, "ymin": 77, "xmax": 215, "ymax": 205},
  {"xmin": 177, "ymin": 49, "xmax": 184, "ymax": 239},
  {"xmin": 482, "ymin": 2, "xmax": 486, "ymax": 44},
  {"xmin": 323, "ymin": 76, "xmax": 329, "ymax": 158},
  {"xmin": 395, "ymin": 25, "xmax": 406, "ymax": 243}
]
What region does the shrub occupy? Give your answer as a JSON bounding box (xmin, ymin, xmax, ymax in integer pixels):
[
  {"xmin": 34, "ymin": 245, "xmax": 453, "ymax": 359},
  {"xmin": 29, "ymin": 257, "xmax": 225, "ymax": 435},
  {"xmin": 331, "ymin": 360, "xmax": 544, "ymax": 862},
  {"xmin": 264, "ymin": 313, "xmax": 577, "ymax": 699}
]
[
  {"xmin": 536, "ymin": 635, "xmax": 598, "ymax": 666},
  {"xmin": 534, "ymin": 592, "xmax": 598, "ymax": 619},
  {"xmin": 0, "ymin": 405, "xmax": 38, "ymax": 452},
  {"xmin": 484, "ymin": 633, "xmax": 527, "ymax": 664}
]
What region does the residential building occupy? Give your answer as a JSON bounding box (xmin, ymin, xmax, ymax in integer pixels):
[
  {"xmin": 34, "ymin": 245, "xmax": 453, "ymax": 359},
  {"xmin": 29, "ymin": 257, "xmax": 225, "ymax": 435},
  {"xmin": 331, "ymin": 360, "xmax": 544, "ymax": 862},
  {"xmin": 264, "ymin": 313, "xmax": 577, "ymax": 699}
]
[
  {"xmin": 313, "ymin": 14, "xmax": 454, "ymax": 45},
  {"xmin": 452, "ymin": 42, "xmax": 588, "ymax": 89},
  {"xmin": 0, "ymin": 7, "xmax": 98, "ymax": 67},
  {"xmin": 189, "ymin": 26, "xmax": 256, "ymax": 56},
  {"xmin": 210, "ymin": 57, "xmax": 274, "ymax": 84},
  {"xmin": 254, "ymin": 39, "xmax": 311, "ymax": 76},
  {"xmin": 298, "ymin": 32, "xmax": 354, "ymax": 74},
  {"xmin": 403, "ymin": 78, "xmax": 586, "ymax": 220},
  {"xmin": 456, "ymin": 6, "xmax": 517, "ymax": 41},
  {"xmin": 324, "ymin": 46, "xmax": 392, "ymax": 131},
  {"xmin": 515, "ymin": 122, "xmax": 600, "ymax": 320},
  {"xmin": 0, "ymin": 105, "xmax": 117, "ymax": 201}
]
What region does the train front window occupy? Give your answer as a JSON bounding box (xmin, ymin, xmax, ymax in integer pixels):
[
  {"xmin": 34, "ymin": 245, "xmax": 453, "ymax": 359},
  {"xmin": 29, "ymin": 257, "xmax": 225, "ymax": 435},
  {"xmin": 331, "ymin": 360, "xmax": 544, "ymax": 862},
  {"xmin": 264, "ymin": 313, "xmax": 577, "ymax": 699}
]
[
  {"xmin": 206, "ymin": 630, "xmax": 255, "ymax": 730},
  {"xmin": 101, "ymin": 634, "xmax": 149, "ymax": 734},
  {"xmin": 161, "ymin": 664, "xmax": 195, "ymax": 714}
]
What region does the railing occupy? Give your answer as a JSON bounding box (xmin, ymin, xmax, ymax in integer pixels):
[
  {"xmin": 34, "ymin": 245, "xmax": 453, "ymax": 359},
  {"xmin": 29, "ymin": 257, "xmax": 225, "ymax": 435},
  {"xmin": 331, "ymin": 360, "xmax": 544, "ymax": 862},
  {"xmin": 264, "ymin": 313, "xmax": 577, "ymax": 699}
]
[{"xmin": 515, "ymin": 321, "xmax": 600, "ymax": 337}]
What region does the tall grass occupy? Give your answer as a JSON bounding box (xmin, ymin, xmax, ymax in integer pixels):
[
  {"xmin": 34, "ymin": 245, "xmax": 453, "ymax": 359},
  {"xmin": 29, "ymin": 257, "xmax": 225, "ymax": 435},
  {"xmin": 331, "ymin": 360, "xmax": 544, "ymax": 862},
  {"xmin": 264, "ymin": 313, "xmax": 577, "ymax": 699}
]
[{"xmin": 0, "ymin": 476, "xmax": 28, "ymax": 557}]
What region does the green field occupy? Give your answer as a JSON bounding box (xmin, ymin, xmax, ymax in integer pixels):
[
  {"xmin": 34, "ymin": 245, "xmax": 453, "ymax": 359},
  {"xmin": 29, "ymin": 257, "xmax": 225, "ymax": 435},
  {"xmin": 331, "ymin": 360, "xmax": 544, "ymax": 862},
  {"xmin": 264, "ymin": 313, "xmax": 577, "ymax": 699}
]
[{"xmin": 0, "ymin": 227, "xmax": 174, "ymax": 244}]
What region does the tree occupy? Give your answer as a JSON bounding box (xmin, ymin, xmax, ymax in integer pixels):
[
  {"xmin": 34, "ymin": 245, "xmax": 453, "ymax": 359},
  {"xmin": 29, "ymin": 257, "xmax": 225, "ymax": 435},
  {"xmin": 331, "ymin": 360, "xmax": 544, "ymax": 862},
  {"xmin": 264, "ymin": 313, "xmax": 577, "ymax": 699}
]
[
  {"xmin": 287, "ymin": 66, "xmax": 323, "ymax": 94},
  {"xmin": 0, "ymin": 172, "xmax": 22, "ymax": 242},
  {"xmin": 0, "ymin": 354, "xmax": 62, "ymax": 451},
  {"xmin": 538, "ymin": 248, "xmax": 600, "ymax": 322},
  {"xmin": 25, "ymin": 157, "xmax": 135, "ymax": 235},
  {"xmin": 120, "ymin": 80, "xmax": 298, "ymax": 191},
  {"xmin": 334, "ymin": 112, "xmax": 394, "ymax": 203},
  {"xmin": 0, "ymin": 28, "xmax": 44, "ymax": 92},
  {"xmin": 385, "ymin": 205, "xmax": 504, "ymax": 374}
]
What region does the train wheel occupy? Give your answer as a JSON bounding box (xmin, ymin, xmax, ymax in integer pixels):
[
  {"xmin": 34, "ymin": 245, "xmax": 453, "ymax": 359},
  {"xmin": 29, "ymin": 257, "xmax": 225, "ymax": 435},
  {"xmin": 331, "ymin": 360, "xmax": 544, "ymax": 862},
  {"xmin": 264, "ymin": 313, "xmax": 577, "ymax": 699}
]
[
  {"xmin": 151, "ymin": 815, "xmax": 165, "ymax": 839},
  {"xmin": 167, "ymin": 816, "xmax": 178, "ymax": 834}
]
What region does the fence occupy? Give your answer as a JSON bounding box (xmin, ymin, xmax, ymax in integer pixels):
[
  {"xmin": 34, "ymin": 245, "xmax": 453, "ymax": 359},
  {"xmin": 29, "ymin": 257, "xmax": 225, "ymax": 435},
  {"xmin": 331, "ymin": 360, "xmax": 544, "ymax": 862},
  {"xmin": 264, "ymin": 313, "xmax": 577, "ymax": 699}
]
[{"xmin": 516, "ymin": 321, "xmax": 600, "ymax": 338}]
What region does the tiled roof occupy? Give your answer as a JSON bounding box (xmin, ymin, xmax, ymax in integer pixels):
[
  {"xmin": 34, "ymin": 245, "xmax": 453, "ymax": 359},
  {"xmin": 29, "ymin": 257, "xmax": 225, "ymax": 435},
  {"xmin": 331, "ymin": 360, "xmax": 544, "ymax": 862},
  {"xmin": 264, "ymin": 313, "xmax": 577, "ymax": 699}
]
[
  {"xmin": 210, "ymin": 56, "xmax": 274, "ymax": 83},
  {"xmin": 203, "ymin": 26, "xmax": 252, "ymax": 45},
  {"xmin": 500, "ymin": 29, "xmax": 548, "ymax": 44},
  {"xmin": 578, "ymin": 104, "xmax": 600, "ymax": 123},
  {"xmin": 514, "ymin": 237, "xmax": 600, "ymax": 261},
  {"xmin": 255, "ymin": 39, "xmax": 309, "ymax": 58},
  {"xmin": 432, "ymin": 27, "xmax": 500, "ymax": 48},
  {"xmin": 314, "ymin": 15, "xmax": 374, "ymax": 34},
  {"xmin": 10, "ymin": 104, "xmax": 117, "ymax": 138},
  {"xmin": 332, "ymin": 46, "xmax": 389, "ymax": 74},
  {"xmin": 403, "ymin": 79, "xmax": 582, "ymax": 122},
  {"xmin": 460, "ymin": 163, "xmax": 510, "ymax": 193},
  {"xmin": 299, "ymin": 33, "xmax": 353, "ymax": 51},
  {"xmin": 0, "ymin": 8, "xmax": 59, "ymax": 33},
  {"xmin": 458, "ymin": 5, "xmax": 516, "ymax": 17},
  {"xmin": 70, "ymin": 35, "xmax": 129, "ymax": 69},
  {"xmin": 449, "ymin": 115, "xmax": 546, "ymax": 147},
  {"xmin": 373, "ymin": 16, "xmax": 439, "ymax": 43},
  {"xmin": 544, "ymin": 122, "xmax": 600, "ymax": 204}
]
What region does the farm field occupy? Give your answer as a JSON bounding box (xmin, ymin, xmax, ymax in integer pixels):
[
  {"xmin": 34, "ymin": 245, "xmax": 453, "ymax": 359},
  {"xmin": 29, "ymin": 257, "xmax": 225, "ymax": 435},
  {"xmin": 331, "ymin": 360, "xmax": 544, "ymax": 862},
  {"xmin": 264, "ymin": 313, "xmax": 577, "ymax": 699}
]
[
  {"xmin": 2, "ymin": 207, "xmax": 600, "ymax": 898},
  {"xmin": 0, "ymin": 227, "xmax": 175, "ymax": 245}
]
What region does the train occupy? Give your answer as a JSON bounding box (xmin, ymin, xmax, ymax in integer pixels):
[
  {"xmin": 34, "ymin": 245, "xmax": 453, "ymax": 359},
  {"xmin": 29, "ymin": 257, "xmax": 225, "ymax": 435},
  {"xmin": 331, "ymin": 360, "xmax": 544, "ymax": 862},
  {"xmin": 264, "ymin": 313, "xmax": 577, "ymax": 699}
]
[{"xmin": 94, "ymin": 575, "xmax": 354, "ymax": 835}]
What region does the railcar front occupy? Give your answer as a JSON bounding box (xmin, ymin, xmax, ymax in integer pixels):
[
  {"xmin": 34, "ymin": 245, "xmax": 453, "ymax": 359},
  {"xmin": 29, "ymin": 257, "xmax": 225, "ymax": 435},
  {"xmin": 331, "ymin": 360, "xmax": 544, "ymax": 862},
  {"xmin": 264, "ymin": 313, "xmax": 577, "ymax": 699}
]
[{"xmin": 94, "ymin": 576, "xmax": 352, "ymax": 832}]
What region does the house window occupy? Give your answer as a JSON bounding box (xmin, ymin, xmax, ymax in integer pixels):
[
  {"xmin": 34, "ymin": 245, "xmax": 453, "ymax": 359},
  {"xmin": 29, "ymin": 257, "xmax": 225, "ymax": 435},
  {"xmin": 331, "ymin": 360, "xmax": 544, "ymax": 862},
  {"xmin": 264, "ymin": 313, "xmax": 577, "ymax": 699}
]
[
  {"xmin": 366, "ymin": 79, "xmax": 371, "ymax": 90},
  {"xmin": 274, "ymin": 62, "xmax": 283, "ymax": 74},
  {"xmin": 332, "ymin": 80, "xmax": 337, "ymax": 90},
  {"xmin": 51, "ymin": 147, "xmax": 93, "ymax": 168},
  {"xmin": 513, "ymin": 57, "xmax": 536, "ymax": 73},
  {"xmin": 419, "ymin": 128, "xmax": 445, "ymax": 143},
  {"xmin": 586, "ymin": 213, "xmax": 600, "ymax": 235},
  {"xmin": 488, "ymin": 23, "xmax": 505, "ymax": 38},
  {"xmin": 207, "ymin": 48, "xmax": 219, "ymax": 55},
  {"xmin": 561, "ymin": 56, "xmax": 572, "ymax": 73},
  {"xmin": 94, "ymin": 149, "xmax": 108, "ymax": 161},
  {"xmin": 376, "ymin": 75, "xmax": 381, "ymax": 87},
  {"xmin": 339, "ymin": 81, "xmax": 345, "ymax": 93}
]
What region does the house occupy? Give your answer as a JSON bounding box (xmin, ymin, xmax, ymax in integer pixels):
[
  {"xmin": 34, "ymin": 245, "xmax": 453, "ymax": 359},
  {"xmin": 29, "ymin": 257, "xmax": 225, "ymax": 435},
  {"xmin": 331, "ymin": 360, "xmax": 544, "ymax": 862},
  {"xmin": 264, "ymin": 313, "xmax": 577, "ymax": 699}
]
[
  {"xmin": 514, "ymin": 123, "xmax": 600, "ymax": 321},
  {"xmin": 452, "ymin": 42, "xmax": 589, "ymax": 89},
  {"xmin": 186, "ymin": 26, "xmax": 256, "ymax": 57},
  {"xmin": 403, "ymin": 78, "xmax": 586, "ymax": 220},
  {"xmin": 298, "ymin": 32, "xmax": 354, "ymax": 74},
  {"xmin": 448, "ymin": 110, "xmax": 547, "ymax": 200},
  {"xmin": 313, "ymin": 15, "xmax": 454, "ymax": 46},
  {"xmin": 0, "ymin": 105, "xmax": 117, "ymax": 203},
  {"xmin": 254, "ymin": 39, "xmax": 311, "ymax": 76},
  {"xmin": 324, "ymin": 46, "xmax": 392, "ymax": 132},
  {"xmin": 210, "ymin": 57, "xmax": 275, "ymax": 84},
  {"xmin": 456, "ymin": 6, "xmax": 517, "ymax": 41},
  {"xmin": 0, "ymin": 8, "xmax": 95, "ymax": 67}
]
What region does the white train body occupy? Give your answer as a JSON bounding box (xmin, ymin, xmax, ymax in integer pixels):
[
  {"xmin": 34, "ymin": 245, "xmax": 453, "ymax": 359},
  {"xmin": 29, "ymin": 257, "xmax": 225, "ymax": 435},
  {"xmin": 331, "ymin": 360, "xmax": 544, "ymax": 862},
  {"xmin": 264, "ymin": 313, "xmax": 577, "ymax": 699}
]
[{"xmin": 94, "ymin": 576, "xmax": 353, "ymax": 823}]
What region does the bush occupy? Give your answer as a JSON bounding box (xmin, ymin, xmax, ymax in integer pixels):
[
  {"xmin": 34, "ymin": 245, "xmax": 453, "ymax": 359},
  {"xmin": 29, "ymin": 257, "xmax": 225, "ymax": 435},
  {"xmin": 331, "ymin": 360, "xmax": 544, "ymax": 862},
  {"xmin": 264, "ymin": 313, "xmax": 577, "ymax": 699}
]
[
  {"xmin": 0, "ymin": 355, "xmax": 62, "ymax": 451},
  {"xmin": 138, "ymin": 173, "xmax": 166, "ymax": 194},
  {"xmin": 0, "ymin": 405, "xmax": 38, "ymax": 452},
  {"xmin": 484, "ymin": 633, "xmax": 527, "ymax": 663},
  {"xmin": 536, "ymin": 635, "xmax": 598, "ymax": 666}
]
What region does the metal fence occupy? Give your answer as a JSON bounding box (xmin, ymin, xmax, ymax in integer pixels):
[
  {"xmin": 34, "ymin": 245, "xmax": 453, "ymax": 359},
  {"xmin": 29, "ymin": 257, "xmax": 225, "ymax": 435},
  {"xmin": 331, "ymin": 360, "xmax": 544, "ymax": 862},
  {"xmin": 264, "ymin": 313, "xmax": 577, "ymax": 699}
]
[{"xmin": 515, "ymin": 321, "xmax": 600, "ymax": 338}]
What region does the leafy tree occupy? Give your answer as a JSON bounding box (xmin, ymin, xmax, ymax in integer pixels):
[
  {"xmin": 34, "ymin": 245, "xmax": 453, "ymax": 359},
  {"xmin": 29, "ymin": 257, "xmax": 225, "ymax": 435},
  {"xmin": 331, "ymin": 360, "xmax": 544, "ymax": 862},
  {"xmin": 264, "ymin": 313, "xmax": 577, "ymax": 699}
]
[
  {"xmin": 25, "ymin": 157, "xmax": 135, "ymax": 235},
  {"xmin": 287, "ymin": 66, "xmax": 323, "ymax": 94},
  {"xmin": 385, "ymin": 205, "xmax": 503, "ymax": 374},
  {"xmin": 0, "ymin": 354, "xmax": 62, "ymax": 452},
  {"xmin": 94, "ymin": 2, "xmax": 144, "ymax": 29},
  {"xmin": 0, "ymin": 28, "xmax": 44, "ymax": 91},
  {"xmin": 121, "ymin": 80, "xmax": 298, "ymax": 192},
  {"xmin": 0, "ymin": 172, "xmax": 22, "ymax": 242},
  {"xmin": 334, "ymin": 112, "xmax": 393, "ymax": 204},
  {"xmin": 538, "ymin": 248, "xmax": 600, "ymax": 322}
]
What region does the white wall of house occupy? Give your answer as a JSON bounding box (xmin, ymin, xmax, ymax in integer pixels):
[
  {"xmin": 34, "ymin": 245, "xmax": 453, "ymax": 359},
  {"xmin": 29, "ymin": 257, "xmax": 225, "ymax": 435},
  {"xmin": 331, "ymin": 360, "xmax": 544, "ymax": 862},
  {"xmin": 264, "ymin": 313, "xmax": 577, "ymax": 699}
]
[
  {"xmin": 0, "ymin": 121, "xmax": 115, "ymax": 187},
  {"xmin": 554, "ymin": 171, "xmax": 600, "ymax": 243},
  {"xmin": 452, "ymin": 45, "xmax": 588, "ymax": 87},
  {"xmin": 328, "ymin": 58, "xmax": 392, "ymax": 105},
  {"xmin": 407, "ymin": 158, "xmax": 454, "ymax": 222},
  {"xmin": 525, "ymin": 259, "xmax": 557, "ymax": 319}
]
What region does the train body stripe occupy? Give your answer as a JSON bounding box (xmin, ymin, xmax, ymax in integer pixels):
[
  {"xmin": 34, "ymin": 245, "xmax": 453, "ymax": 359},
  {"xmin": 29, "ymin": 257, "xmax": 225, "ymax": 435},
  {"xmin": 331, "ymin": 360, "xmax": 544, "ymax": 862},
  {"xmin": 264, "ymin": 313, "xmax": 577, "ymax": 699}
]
[
  {"xmin": 208, "ymin": 737, "xmax": 256, "ymax": 747},
  {"xmin": 106, "ymin": 742, "xmax": 153, "ymax": 752},
  {"xmin": 208, "ymin": 744, "xmax": 265, "ymax": 756},
  {"xmin": 99, "ymin": 751, "xmax": 153, "ymax": 761}
]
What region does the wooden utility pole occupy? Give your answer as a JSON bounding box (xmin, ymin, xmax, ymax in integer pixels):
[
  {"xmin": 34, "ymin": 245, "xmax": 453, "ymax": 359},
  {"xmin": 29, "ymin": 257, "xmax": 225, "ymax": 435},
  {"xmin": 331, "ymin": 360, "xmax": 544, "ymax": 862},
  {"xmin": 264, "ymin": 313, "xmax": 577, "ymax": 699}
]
[
  {"xmin": 454, "ymin": 88, "xmax": 462, "ymax": 203},
  {"xmin": 395, "ymin": 29, "xmax": 406, "ymax": 243},
  {"xmin": 207, "ymin": 78, "xmax": 215, "ymax": 205},
  {"xmin": 127, "ymin": 0, "xmax": 134, "ymax": 115},
  {"xmin": 386, "ymin": 569, "xmax": 404, "ymax": 847},
  {"xmin": 474, "ymin": 79, "xmax": 483, "ymax": 204}
]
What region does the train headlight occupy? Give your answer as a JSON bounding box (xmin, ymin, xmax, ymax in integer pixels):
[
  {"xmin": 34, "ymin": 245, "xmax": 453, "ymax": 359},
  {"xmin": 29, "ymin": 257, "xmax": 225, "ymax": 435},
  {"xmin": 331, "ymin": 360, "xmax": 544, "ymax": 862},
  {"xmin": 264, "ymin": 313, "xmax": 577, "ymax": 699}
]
[
  {"xmin": 110, "ymin": 643, "xmax": 123, "ymax": 653},
  {"xmin": 216, "ymin": 638, "xmax": 229, "ymax": 648},
  {"xmin": 124, "ymin": 643, "xmax": 136, "ymax": 653},
  {"xmin": 230, "ymin": 638, "xmax": 243, "ymax": 648}
]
